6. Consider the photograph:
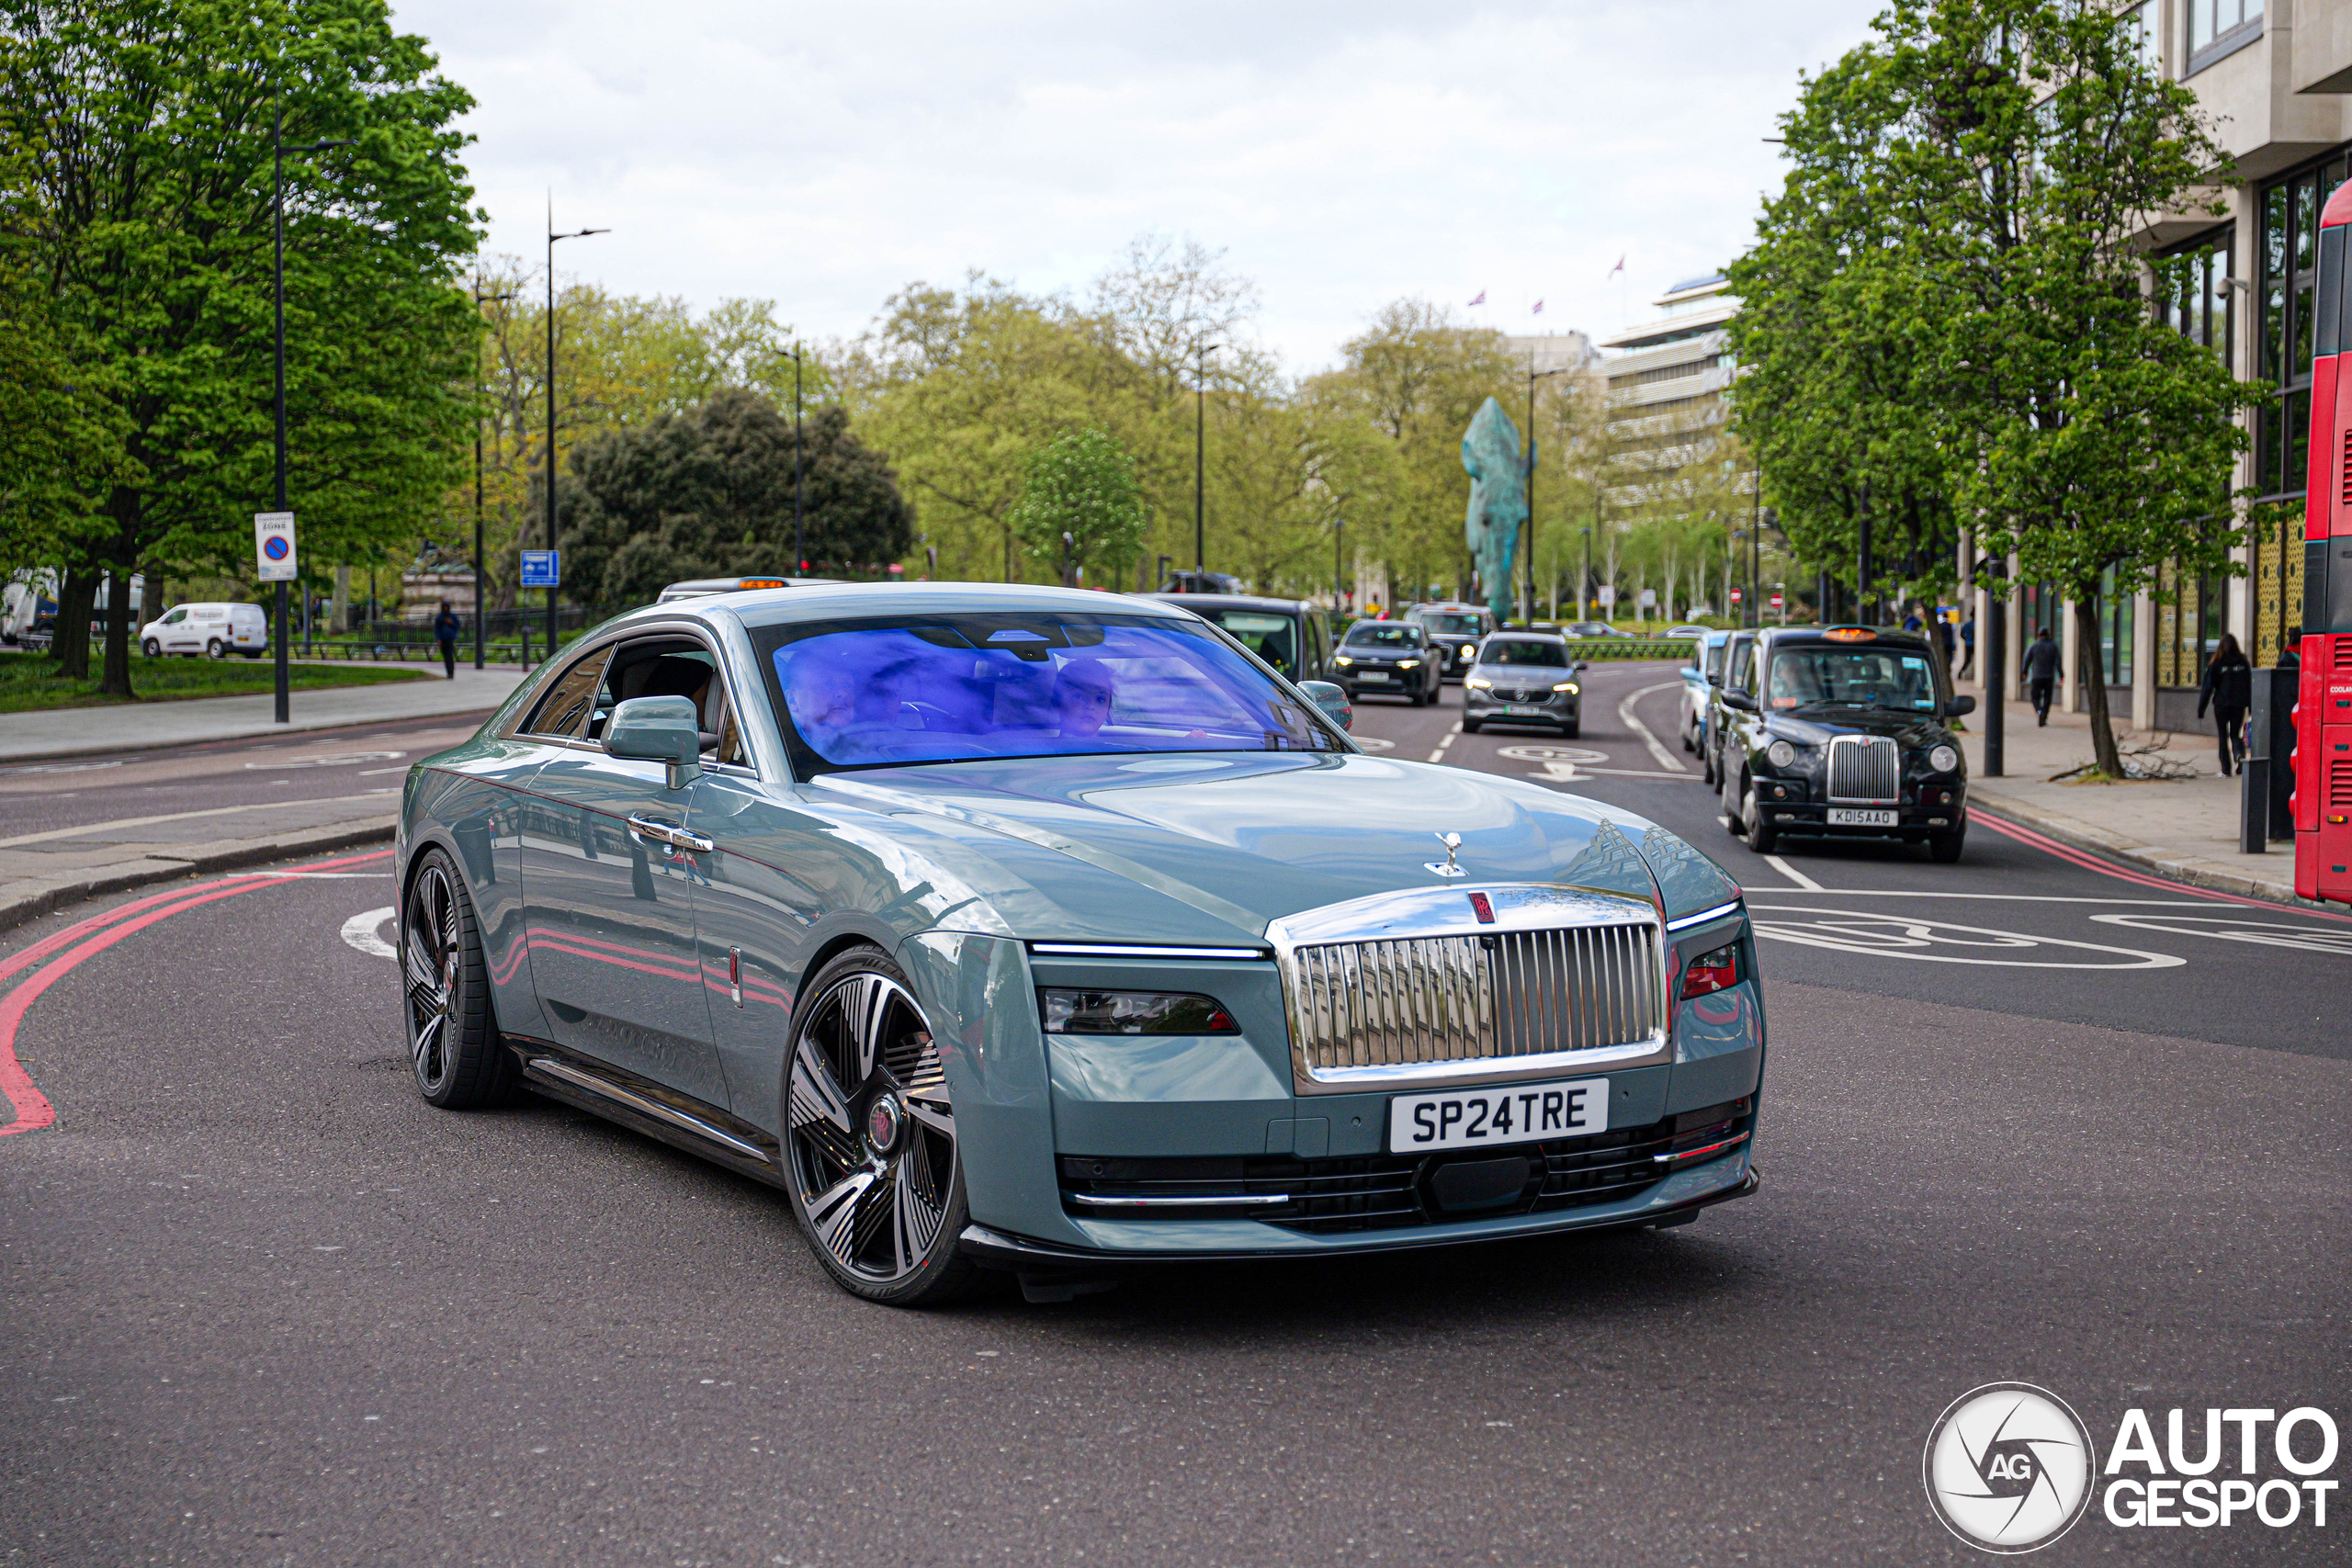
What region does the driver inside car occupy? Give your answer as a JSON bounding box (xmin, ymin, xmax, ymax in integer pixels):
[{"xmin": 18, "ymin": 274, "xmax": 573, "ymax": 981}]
[{"xmin": 1053, "ymin": 660, "xmax": 1116, "ymax": 739}]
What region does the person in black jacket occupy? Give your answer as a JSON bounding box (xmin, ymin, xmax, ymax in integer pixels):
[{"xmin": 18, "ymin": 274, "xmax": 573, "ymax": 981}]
[
  {"xmin": 432, "ymin": 601, "xmax": 461, "ymax": 680},
  {"xmin": 2197, "ymin": 632, "xmax": 2252, "ymax": 774},
  {"xmin": 2022, "ymin": 627, "xmax": 2062, "ymax": 725}
]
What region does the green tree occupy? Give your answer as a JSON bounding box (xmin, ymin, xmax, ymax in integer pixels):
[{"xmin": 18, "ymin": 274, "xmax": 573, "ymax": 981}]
[
  {"xmin": 2, "ymin": 0, "xmax": 480, "ymax": 694},
  {"xmin": 1007, "ymin": 427, "xmax": 1145, "ymax": 584},
  {"xmin": 1734, "ymin": 0, "xmax": 2256, "ymax": 774}
]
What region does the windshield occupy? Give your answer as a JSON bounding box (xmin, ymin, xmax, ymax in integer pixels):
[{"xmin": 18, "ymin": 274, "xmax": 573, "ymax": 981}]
[
  {"xmin": 1422, "ymin": 614, "xmax": 1484, "ymax": 636},
  {"xmin": 1480, "ymin": 640, "xmax": 1568, "ymax": 668},
  {"xmin": 1344, "ymin": 625, "xmax": 1420, "ymax": 649},
  {"xmin": 752, "ymin": 613, "xmax": 1341, "ymax": 771},
  {"xmin": 1766, "ymin": 645, "xmax": 1941, "ymax": 713},
  {"xmin": 1196, "ymin": 608, "xmax": 1298, "ymax": 677}
]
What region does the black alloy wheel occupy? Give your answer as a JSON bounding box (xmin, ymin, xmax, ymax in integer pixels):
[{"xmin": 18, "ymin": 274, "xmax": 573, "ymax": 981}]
[
  {"xmin": 782, "ymin": 947, "xmax": 975, "ymax": 1306},
  {"xmin": 401, "ymin": 849, "xmax": 513, "ymax": 1108}
]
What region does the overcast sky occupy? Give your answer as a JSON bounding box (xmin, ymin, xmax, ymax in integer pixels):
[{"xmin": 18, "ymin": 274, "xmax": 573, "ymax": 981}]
[{"xmin": 388, "ymin": 1, "xmax": 1883, "ymax": 373}]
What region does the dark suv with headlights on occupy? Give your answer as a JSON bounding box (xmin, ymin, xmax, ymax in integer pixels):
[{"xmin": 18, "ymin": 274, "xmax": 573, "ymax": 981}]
[
  {"xmin": 1714, "ymin": 626, "xmax": 1975, "ymax": 862},
  {"xmin": 1331, "ymin": 620, "xmax": 1442, "ymax": 705},
  {"xmin": 1403, "ymin": 601, "xmax": 1496, "ymax": 681},
  {"xmin": 1462, "ymin": 632, "xmax": 1585, "ymax": 735}
]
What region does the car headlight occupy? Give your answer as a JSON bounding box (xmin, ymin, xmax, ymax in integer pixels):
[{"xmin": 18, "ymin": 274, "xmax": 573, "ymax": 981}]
[
  {"xmin": 1928, "ymin": 743, "xmax": 1959, "ymax": 773},
  {"xmin": 1397, "ymin": 659, "xmax": 1420, "ymax": 669},
  {"xmin": 1466, "ymin": 676, "xmax": 1493, "ymax": 690},
  {"xmin": 1766, "ymin": 740, "xmax": 1797, "ymax": 770},
  {"xmin": 1553, "ymin": 681, "xmax": 1578, "ymax": 694},
  {"xmin": 1039, "ymin": 989, "xmax": 1239, "ymax": 1035},
  {"xmin": 1333, "ymin": 655, "xmax": 1353, "ymax": 667}
]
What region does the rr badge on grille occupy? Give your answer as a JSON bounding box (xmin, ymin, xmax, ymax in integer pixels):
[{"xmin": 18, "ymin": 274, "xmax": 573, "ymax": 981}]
[{"xmin": 1425, "ymin": 831, "xmax": 1466, "ymax": 878}]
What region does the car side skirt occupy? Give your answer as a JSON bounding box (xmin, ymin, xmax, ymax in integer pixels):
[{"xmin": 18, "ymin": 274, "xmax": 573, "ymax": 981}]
[{"xmin": 503, "ymin": 1036, "xmax": 786, "ymax": 1190}]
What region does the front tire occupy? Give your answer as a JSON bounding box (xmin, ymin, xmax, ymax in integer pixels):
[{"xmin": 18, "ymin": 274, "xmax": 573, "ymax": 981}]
[
  {"xmin": 141, "ymin": 637, "xmax": 160, "ymax": 657},
  {"xmin": 1463, "ymin": 718, "xmax": 1483, "ymax": 734},
  {"xmin": 402, "ymin": 850, "xmax": 514, "ymax": 1109},
  {"xmin": 781, "ymin": 946, "xmax": 976, "ymax": 1307},
  {"xmin": 1742, "ymin": 779, "xmax": 1778, "ymax": 854},
  {"xmin": 1928, "ymin": 827, "xmax": 1966, "ymax": 863},
  {"xmin": 205, "ymin": 637, "xmax": 226, "ymax": 660}
]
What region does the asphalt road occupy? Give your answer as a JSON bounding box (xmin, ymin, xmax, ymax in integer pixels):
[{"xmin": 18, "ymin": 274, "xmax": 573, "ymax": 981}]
[{"xmin": 2, "ymin": 661, "xmax": 2346, "ymax": 1566}]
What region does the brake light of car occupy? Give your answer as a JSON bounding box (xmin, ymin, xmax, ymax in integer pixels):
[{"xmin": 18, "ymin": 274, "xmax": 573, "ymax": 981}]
[
  {"xmin": 1679, "ymin": 943, "xmax": 1740, "ymax": 998},
  {"xmin": 1038, "ymin": 989, "xmax": 1240, "ymax": 1035}
]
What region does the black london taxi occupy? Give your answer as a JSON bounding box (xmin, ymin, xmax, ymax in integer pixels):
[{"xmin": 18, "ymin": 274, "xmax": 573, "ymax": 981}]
[{"xmin": 1713, "ymin": 626, "xmax": 1975, "ymax": 863}]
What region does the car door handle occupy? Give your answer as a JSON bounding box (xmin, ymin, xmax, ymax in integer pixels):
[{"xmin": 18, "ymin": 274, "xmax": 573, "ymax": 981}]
[{"xmin": 627, "ymin": 815, "xmax": 714, "ymax": 853}]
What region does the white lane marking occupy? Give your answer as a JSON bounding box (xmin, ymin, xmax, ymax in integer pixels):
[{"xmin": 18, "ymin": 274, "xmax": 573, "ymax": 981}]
[
  {"xmin": 1619, "ymin": 683, "xmax": 1687, "ymax": 773},
  {"xmin": 1528, "ymin": 761, "xmax": 1692, "ymax": 782},
  {"xmin": 242, "ymin": 750, "xmax": 405, "ymax": 771},
  {"xmin": 0, "ymin": 760, "xmax": 123, "ymax": 776},
  {"xmin": 1762, "ymin": 853, "xmax": 1823, "ymax": 892},
  {"xmin": 1735, "ymin": 890, "xmax": 2241, "ymax": 905},
  {"xmin": 357, "ymin": 766, "xmax": 407, "ymax": 775},
  {"xmin": 2088, "ymin": 913, "xmax": 2352, "ymax": 954},
  {"xmin": 1427, "ymin": 719, "xmax": 1464, "ymax": 763},
  {"xmin": 341, "ymin": 906, "xmax": 397, "ymax": 960},
  {"xmin": 1746, "ymin": 907, "xmax": 2184, "ymax": 968},
  {"xmin": 1495, "ymin": 745, "xmax": 1608, "ymax": 764}
]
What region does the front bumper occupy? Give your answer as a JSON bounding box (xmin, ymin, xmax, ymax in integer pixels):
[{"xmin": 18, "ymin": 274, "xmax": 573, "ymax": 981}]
[
  {"xmin": 1464, "ymin": 687, "xmax": 1580, "ymax": 726},
  {"xmin": 1747, "ymin": 781, "xmax": 1966, "ymax": 839},
  {"xmin": 1335, "ymin": 664, "xmax": 1426, "ymax": 697}
]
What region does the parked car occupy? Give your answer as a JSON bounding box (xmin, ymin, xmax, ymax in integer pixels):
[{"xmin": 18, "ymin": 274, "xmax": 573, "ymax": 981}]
[
  {"xmin": 394, "ymin": 582, "xmax": 1762, "ymax": 1305},
  {"xmin": 1680, "ymin": 629, "xmax": 1733, "ymax": 752},
  {"xmin": 1462, "ymin": 632, "xmax": 1585, "ymax": 736},
  {"xmin": 1713, "ymin": 625, "xmax": 1975, "ymax": 862},
  {"xmin": 1702, "ymin": 630, "xmax": 1757, "ymax": 788},
  {"xmin": 1156, "ymin": 570, "xmax": 1247, "ymax": 595},
  {"xmin": 1561, "ymin": 621, "xmax": 1630, "ymax": 638},
  {"xmin": 1665, "ymin": 624, "xmax": 1712, "ymax": 639},
  {"xmin": 1330, "ymin": 619, "xmax": 1444, "ymax": 705},
  {"xmin": 1402, "ymin": 601, "xmax": 1496, "ymax": 681},
  {"xmin": 1143, "ymin": 592, "xmax": 1336, "ymax": 684},
  {"xmin": 141, "ymin": 602, "xmax": 268, "ymax": 659},
  {"xmin": 657, "ymin": 575, "xmax": 838, "ymax": 604}
]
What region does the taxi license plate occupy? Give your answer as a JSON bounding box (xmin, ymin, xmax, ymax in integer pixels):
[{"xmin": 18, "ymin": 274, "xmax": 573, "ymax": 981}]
[
  {"xmin": 1357, "ymin": 671, "xmax": 1389, "ymax": 682},
  {"xmin": 1389, "ymin": 1077, "xmax": 1608, "ymax": 1154},
  {"xmin": 1827, "ymin": 807, "xmax": 1897, "ymax": 827},
  {"xmin": 1504, "ymin": 704, "xmax": 1547, "ymax": 716}
]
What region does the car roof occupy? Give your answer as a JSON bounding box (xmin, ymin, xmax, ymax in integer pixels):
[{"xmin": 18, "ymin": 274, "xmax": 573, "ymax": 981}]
[
  {"xmin": 1480, "ymin": 629, "xmax": 1567, "ymax": 643},
  {"xmin": 659, "ymin": 574, "xmax": 838, "ymax": 599},
  {"xmin": 1761, "ymin": 625, "xmax": 1933, "ymax": 652},
  {"xmin": 623, "ymin": 581, "xmax": 1210, "ymax": 635},
  {"xmin": 1137, "ymin": 592, "xmax": 1311, "ymax": 615}
]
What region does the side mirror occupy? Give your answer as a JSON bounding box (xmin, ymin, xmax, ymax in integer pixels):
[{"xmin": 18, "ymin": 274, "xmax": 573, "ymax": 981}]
[
  {"xmin": 1299, "ymin": 679, "xmax": 1353, "ymax": 733},
  {"xmin": 1721, "ymin": 690, "xmax": 1758, "ymax": 713},
  {"xmin": 605, "ymin": 694, "xmax": 702, "ymax": 786},
  {"xmin": 1573, "ymin": 660, "xmax": 1589, "ymax": 674},
  {"xmin": 1945, "ymin": 694, "xmax": 1977, "ymax": 717}
]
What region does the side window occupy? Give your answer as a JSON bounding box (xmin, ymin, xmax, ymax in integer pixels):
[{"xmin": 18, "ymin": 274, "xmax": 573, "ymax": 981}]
[
  {"xmin": 714, "ymin": 689, "xmax": 749, "ymax": 768},
  {"xmin": 164, "ymin": 608, "xmax": 187, "ymax": 625},
  {"xmin": 523, "ymin": 649, "xmax": 611, "ymax": 739},
  {"xmin": 1304, "ymin": 615, "xmax": 1326, "ymax": 678},
  {"xmin": 601, "ymin": 637, "xmax": 743, "ymax": 761}
]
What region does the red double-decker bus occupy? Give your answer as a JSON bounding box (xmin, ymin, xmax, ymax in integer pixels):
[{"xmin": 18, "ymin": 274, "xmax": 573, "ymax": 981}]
[{"xmin": 2297, "ymin": 186, "xmax": 2352, "ymax": 903}]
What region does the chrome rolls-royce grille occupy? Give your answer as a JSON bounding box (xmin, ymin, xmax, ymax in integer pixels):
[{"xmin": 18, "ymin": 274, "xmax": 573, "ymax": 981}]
[
  {"xmin": 1271, "ymin": 885, "xmax": 1669, "ymax": 1089},
  {"xmin": 1826, "ymin": 734, "xmax": 1900, "ymax": 804}
]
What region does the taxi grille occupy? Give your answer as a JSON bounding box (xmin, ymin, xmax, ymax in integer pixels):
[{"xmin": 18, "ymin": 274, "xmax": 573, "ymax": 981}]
[
  {"xmin": 1285, "ymin": 923, "xmax": 1662, "ymax": 1078},
  {"xmin": 1826, "ymin": 734, "xmax": 1901, "ymax": 803},
  {"xmin": 1057, "ymin": 1099, "xmax": 1751, "ymax": 1234}
]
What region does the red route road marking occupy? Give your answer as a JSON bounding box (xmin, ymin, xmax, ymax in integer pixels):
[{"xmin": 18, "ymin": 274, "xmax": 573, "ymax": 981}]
[
  {"xmin": 1972, "ymin": 810, "xmax": 2352, "ymax": 922},
  {"xmin": 0, "ymin": 848, "xmax": 395, "ymax": 1135}
]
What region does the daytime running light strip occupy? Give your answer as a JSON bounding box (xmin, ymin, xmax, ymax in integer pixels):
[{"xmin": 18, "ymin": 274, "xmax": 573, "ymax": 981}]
[
  {"xmin": 1663, "ymin": 899, "xmax": 1744, "ymax": 933},
  {"xmin": 1030, "ymin": 943, "xmax": 1267, "ymax": 960}
]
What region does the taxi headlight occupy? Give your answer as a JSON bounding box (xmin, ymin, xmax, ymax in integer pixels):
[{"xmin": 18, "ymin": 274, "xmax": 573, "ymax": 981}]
[
  {"xmin": 1553, "ymin": 681, "xmax": 1578, "ymax": 694},
  {"xmin": 1397, "ymin": 659, "xmax": 1420, "ymax": 669},
  {"xmin": 1466, "ymin": 676, "xmax": 1493, "ymax": 690},
  {"xmin": 1928, "ymin": 743, "xmax": 1959, "ymax": 773},
  {"xmin": 1766, "ymin": 740, "xmax": 1797, "ymax": 770},
  {"xmin": 1333, "ymin": 655, "xmax": 1354, "ymax": 667}
]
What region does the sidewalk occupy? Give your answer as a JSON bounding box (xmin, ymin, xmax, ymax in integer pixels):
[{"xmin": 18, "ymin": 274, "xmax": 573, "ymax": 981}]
[
  {"xmin": 0, "ymin": 664, "xmax": 528, "ymax": 762},
  {"xmin": 1951, "ymin": 683, "xmax": 2306, "ymax": 906},
  {"xmin": 0, "ymin": 790, "xmax": 397, "ymax": 933}
]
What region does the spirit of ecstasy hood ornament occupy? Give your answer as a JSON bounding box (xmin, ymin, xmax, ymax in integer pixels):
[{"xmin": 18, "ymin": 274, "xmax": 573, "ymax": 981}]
[{"xmin": 1425, "ymin": 831, "xmax": 1466, "ymax": 878}]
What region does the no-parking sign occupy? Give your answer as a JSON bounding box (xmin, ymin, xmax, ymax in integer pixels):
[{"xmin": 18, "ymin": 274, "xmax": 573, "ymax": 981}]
[{"xmin": 254, "ymin": 513, "xmax": 297, "ymax": 582}]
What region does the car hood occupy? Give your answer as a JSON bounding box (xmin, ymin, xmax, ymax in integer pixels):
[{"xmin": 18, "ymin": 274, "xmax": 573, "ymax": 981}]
[
  {"xmin": 794, "ymin": 752, "xmax": 1735, "ymax": 946},
  {"xmin": 1764, "ymin": 709, "xmax": 1953, "ymax": 748}
]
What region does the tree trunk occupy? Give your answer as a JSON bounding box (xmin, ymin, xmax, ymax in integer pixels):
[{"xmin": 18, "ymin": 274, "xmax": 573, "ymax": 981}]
[
  {"xmin": 52, "ymin": 567, "xmax": 96, "ymax": 678},
  {"xmin": 2071, "ymin": 592, "xmax": 2123, "ymax": 777},
  {"xmin": 99, "ymin": 565, "xmax": 135, "ymax": 697}
]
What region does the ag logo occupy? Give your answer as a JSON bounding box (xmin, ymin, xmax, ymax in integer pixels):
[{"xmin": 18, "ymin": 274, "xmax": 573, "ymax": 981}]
[{"xmin": 1923, "ymin": 1382, "xmax": 2097, "ymax": 1553}]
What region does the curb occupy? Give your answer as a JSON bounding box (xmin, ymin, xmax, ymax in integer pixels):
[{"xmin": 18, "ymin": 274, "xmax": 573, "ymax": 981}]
[
  {"xmin": 5, "ymin": 705, "xmax": 503, "ymax": 765},
  {"xmin": 0, "ymin": 819, "xmax": 396, "ymax": 937},
  {"xmin": 1966, "ymin": 792, "xmax": 2333, "ymax": 913}
]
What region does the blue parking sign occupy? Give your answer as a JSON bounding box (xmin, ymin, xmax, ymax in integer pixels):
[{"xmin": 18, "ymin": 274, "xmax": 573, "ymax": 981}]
[{"xmin": 520, "ymin": 549, "xmax": 560, "ymax": 588}]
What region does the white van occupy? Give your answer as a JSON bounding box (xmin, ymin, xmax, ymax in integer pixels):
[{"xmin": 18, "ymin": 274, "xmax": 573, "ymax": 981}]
[{"xmin": 141, "ymin": 602, "xmax": 269, "ymax": 659}]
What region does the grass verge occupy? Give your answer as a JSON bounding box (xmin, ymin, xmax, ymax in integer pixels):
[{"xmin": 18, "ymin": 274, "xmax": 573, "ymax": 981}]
[{"xmin": 0, "ymin": 652, "xmax": 432, "ymax": 713}]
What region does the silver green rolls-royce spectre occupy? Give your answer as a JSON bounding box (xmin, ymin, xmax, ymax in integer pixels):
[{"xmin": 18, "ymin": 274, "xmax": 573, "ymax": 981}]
[{"xmin": 393, "ymin": 584, "xmax": 1762, "ymax": 1305}]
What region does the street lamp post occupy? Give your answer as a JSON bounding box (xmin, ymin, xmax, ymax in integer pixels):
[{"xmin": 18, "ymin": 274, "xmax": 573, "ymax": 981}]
[
  {"xmin": 1194, "ymin": 344, "xmax": 1219, "ymax": 575},
  {"xmin": 268, "ymin": 104, "xmax": 351, "ymax": 724},
  {"xmin": 547, "ymin": 209, "xmax": 608, "ymax": 660},
  {"xmin": 1579, "ymin": 523, "xmax": 1592, "ymax": 623},
  {"xmin": 791, "ymin": 344, "xmax": 805, "ymax": 573},
  {"xmin": 1333, "ymin": 517, "xmax": 1345, "ymax": 613},
  {"xmin": 471, "ymin": 270, "xmax": 512, "ymax": 670}
]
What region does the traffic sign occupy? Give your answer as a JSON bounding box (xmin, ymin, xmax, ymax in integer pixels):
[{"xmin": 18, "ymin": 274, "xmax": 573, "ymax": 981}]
[
  {"xmin": 254, "ymin": 513, "xmax": 297, "ymax": 582},
  {"xmin": 1770, "ymin": 592, "xmax": 1784, "ymax": 608},
  {"xmin": 1730, "ymin": 588, "xmax": 1743, "ymax": 603},
  {"xmin": 521, "ymin": 549, "xmax": 560, "ymax": 588}
]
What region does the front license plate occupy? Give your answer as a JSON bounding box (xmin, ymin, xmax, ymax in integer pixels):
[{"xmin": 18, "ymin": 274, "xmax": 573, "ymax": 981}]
[
  {"xmin": 1389, "ymin": 1077, "xmax": 1608, "ymax": 1154},
  {"xmin": 1827, "ymin": 807, "xmax": 1897, "ymax": 827},
  {"xmin": 1504, "ymin": 704, "xmax": 1547, "ymax": 716},
  {"xmin": 1357, "ymin": 671, "xmax": 1389, "ymax": 682}
]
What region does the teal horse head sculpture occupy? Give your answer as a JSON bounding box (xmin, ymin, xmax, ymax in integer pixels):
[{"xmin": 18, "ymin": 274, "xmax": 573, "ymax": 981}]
[{"xmin": 1461, "ymin": 396, "xmax": 1526, "ymax": 625}]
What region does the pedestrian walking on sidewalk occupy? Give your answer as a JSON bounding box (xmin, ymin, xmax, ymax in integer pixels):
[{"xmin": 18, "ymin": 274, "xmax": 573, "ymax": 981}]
[
  {"xmin": 2197, "ymin": 632, "xmax": 2251, "ymax": 775},
  {"xmin": 2024, "ymin": 626, "xmax": 2061, "ymax": 725},
  {"xmin": 1959, "ymin": 613, "xmax": 1976, "ymax": 678},
  {"xmin": 433, "ymin": 601, "xmax": 460, "ymax": 680}
]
